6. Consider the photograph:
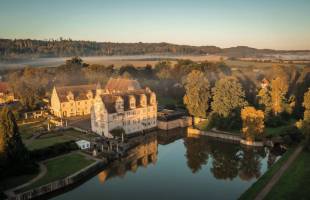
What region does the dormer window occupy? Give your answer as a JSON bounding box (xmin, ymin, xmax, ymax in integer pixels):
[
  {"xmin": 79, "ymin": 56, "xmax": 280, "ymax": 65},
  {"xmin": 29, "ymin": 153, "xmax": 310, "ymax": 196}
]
[
  {"xmin": 150, "ymin": 93, "xmax": 156, "ymax": 105},
  {"xmin": 140, "ymin": 94, "xmax": 147, "ymax": 107},
  {"xmin": 86, "ymin": 91, "xmax": 93, "ymax": 99},
  {"xmin": 129, "ymin": 95, "xmax": 136, "ymax": 109},
  {"xmin": 115, "ymin": 96, "xmax": 124, "ymax": 113},
  {"xmin": 67, "ymin": 92, "xmax": 74, "ymax": 101}
]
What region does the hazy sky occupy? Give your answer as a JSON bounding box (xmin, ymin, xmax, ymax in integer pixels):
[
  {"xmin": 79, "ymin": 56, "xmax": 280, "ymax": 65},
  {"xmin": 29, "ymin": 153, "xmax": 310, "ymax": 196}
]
[{"xmin": 0, "ymin": 0, "xmax": 309, "ymax": 50}]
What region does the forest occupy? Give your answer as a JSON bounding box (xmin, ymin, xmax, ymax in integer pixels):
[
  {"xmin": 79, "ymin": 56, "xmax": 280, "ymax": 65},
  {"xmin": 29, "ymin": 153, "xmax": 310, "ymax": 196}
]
[{"xmin": 1, "ymin": 38, "xmax": 309, "ymax": 61}]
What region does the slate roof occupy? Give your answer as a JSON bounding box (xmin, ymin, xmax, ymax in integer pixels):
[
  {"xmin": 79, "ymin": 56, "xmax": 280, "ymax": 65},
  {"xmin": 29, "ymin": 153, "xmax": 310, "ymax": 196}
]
[
  {"xmin": 99, "ymin": 89, "xmax": 155, "ymax": 114},
  {"xmin": 55, "ymin": 84, "xmax": 96, "ymax": 102}
]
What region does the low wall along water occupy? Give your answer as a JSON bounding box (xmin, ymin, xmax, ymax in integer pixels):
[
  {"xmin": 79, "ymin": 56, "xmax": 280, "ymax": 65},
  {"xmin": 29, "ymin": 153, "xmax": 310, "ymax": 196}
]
[{"xmin": 187, "ymin": 127, "xmax": 264, "ymax": 147}]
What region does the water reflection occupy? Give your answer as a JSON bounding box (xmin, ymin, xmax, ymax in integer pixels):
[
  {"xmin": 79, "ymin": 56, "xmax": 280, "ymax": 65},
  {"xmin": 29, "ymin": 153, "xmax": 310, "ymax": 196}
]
[
  {"xmin": 52, "ymin": 129, "xmax": 283, "ymax": 200},
  {"xmin": 98, "ymin": 133, "xmax": 158, "ymax": 184},
  {"xmin": 184, "ymin": 136, "xmax": 272, "ymax": 181},
  {"xmin": 99, "ymin": 131, "xmax": 278, "ymax": 184}
]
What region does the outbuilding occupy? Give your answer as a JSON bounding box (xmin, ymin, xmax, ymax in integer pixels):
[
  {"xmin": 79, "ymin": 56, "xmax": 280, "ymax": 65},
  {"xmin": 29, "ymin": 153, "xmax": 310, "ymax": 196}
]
[{"xmin": 75, "ymin": 140, "xmax": 91, "ymax": 150}]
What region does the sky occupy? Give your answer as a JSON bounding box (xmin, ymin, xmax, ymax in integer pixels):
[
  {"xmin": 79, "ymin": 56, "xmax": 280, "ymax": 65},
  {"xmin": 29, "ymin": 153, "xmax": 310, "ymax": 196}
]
[{"xmin": 0, "ymin": 0, "xmax": 309, "ymax": 50}]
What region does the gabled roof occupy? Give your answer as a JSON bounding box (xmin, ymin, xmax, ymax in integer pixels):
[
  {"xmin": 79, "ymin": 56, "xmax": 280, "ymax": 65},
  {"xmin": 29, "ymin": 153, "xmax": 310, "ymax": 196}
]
[
  {"xmin": 98, "ymin": 89, "xmax": 154, "ymax": 114},
  {"xmin": 105, "ymin": 78, "xmax": 141, "ymax": 92},
  {"xmin": 55, "ymin": 84, "xmax": 96, "ymax": 102}
]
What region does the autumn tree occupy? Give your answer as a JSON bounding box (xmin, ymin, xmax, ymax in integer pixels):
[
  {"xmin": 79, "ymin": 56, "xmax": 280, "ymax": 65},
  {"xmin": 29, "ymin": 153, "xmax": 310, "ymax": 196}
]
[
  {"xmin": 241, "ymin": 107, "xmax": 265, "ymax": 142},
  {"xmin": 183, "ymin": 70, "xmax": 211, "ymax": 118},
  {"xmin": 271, "ymin": 77, "xmax": 288, "ymax": 115},
  {"xmin": 297, "ymin": 88, "xmax": 310, "ymax": 143},
  {"xmin": 155, "ymin": 61, "xmax": 173, "ymax": 80},
  {"xmin": 257, "ymin": 85, "xmax": 272, "ymax": 117}
]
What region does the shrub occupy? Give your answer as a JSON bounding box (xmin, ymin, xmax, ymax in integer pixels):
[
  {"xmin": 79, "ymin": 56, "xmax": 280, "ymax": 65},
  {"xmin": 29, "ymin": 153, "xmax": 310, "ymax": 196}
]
[{"xmin": 30, "ymin": 141, "xmax": 78, "ymax": 161}]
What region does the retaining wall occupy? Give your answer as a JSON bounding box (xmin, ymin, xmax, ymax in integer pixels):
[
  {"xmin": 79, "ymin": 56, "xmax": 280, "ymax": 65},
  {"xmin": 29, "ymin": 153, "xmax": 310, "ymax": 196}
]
[
  {"xmin": 10, "ymin": 161, "xmax": 104, "ymax": 200},
  {"xmin": 187, "ymin": 127, "xmax": 264, "ymax": 147}
]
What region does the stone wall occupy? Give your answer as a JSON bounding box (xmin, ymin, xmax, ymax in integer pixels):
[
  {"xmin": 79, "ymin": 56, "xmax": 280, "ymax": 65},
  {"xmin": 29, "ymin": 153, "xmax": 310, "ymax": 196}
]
[
  {"xmin": 157, "ymin": 117, "xmax": 192, "ymax": 130},
  {"xmin": 187, "ymin": 127, "xmax": 264, "ymax": 147}
]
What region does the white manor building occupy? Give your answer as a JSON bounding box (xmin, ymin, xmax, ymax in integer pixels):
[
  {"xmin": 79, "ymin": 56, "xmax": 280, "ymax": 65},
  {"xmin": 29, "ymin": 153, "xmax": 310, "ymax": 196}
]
[{"xmin": 91, "ymin": 78, "xmax": 157, "ymax": 138}]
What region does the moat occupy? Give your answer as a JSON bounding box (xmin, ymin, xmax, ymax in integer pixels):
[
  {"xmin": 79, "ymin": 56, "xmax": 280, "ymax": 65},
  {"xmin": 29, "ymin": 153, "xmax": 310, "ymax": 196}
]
[{"xmin": 51, "ymin": 129, "xmax": 282, "ymax": 200}]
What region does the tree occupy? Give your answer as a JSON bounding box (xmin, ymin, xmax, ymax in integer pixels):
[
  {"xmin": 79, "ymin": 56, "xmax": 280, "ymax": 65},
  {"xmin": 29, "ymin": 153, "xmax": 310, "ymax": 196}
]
[
  {"xmin": 297, "ymin": 88, "xmax": 310, "ymax": 144},
  {"xmin": 271, "ymin": 77, "xmax": 288, "ymax": 115},
  {"xmin": 155, "ymin": 61, "xmax": 173, "ymax": 80},
  {"xmin": 257, "ymin": 86, "xmax": 272, "ymax": 117},
  {"xmin": 241, "ymin": 107, "xmax": 265, "ymax": 142},
  {"xmin": 211, "ymin": 77, "xmax": 248, "ymax": 118},
  {"xmin": 183, "ymin": 70, "xmax": 211, "ymax": 118},
  {"xmin": 0, "ymin": 107, "xmax": 32, "ymax": 177},
  {"xmin": 65, "ymin": 56, "xmax": 83, "ymax": 66}
]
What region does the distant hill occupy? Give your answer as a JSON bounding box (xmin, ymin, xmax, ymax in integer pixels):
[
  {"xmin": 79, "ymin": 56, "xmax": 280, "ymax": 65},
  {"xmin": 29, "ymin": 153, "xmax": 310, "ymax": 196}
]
[{"xmin": 0, "ymin": 38, "xmax": 309, "ymax": 61}]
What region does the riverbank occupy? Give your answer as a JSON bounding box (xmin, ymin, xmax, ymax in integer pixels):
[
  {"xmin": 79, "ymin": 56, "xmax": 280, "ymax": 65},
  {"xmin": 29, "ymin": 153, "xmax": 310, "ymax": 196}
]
[
  {"xmin": 239, "ymin": 144, "xmax": 303, "ymax": 200},
  {"xmin": 238, "ymin": 147, "xmax": 296, "ymax": 200},
  {"xmin": 187, "ymin": 127, "xmax": 264, "ymax": 147},
  {"xmin": 263, "ymin": 147, "xmax": 310, "ymax": 200}
]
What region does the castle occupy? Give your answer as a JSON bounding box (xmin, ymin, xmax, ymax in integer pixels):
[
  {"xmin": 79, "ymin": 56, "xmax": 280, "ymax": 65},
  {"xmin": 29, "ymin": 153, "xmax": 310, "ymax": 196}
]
[
  {"xmin": 91, "ymin": 78, "xmax": 158, "ymax": 138},
  {"xmin": 50, "ymin": 78, "xmax": 157, "ymax": 137}
]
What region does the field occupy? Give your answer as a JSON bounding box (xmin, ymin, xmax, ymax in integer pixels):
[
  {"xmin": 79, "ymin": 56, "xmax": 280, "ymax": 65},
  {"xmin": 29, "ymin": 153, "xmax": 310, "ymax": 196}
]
[
  {"xmin": 19, "ymin": 152, "xmax": 95, "ymax": 192},
  {"xmin": 2, "ymin": 54, "xmax": 307, "ymax": 69},
  {"xmin": 264, "ymin": 150, "xmax": 310, "ymax": 200}
]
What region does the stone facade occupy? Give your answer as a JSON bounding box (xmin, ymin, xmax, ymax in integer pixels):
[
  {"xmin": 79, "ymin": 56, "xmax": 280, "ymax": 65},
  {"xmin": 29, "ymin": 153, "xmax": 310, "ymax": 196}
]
[
  {"xmin": 91, "ymin": 79, "xmax": 157, "ymax": 138},
  {"xmin": 50, "ymin": 84, "xmax": 97, "ymax": 118}
]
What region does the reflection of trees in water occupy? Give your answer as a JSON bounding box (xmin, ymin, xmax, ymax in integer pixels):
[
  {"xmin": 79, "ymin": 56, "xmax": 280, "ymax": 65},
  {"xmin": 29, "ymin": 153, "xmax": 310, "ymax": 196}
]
[
  {"xmin": 210, "ymin": 142, "xmax": 240, "ymax": 180},
  {"xmin": 97, "ymin": 134, "xmax": 158, "ymax": 184},
  {"xmin": 184, "ymin": 136, "xmax": 271, "ymax": 181},
  {"xmin": 184, "ymin": 137, "xmax": 210, "ymax": 173},
  {"xmin": 238, "ymin": 148, "xmax": 264, "ymax": 181}
]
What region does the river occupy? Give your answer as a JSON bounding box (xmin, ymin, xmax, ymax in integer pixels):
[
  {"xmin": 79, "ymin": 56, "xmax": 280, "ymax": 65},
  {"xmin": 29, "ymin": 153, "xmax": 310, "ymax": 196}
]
[{"xmin": 51, "ymin": 129, "xmax": 281, "ymax": 200}]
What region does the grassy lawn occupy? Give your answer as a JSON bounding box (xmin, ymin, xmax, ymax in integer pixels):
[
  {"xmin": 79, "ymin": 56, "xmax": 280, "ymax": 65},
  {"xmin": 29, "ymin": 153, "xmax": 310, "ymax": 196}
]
[
  {"xmin": 239, "ymin": 147, "xmax": 295, "ymax": 200},
  {"xmin": 264, "ymin": 150, "xmax": 310, "ymax": 200},
  {"xmin": 25, "ymin": 129, "xmax": 86, "ymax": 150},
  {"xmin": 19, "ymin": 153, "xmax": 95, "ymax": 192},
  {"xmin": 265, "ymin": 119, "xmax": 296, "ymax": 138},
  {"xmin": 19, "ymin": 120, "xmax": 47, "ymax": 140},
  {"xmin": 157, "ymin": 96, "xmax": 178, "ymax": 106},
  {"xmin": 26, "ymin": 135, "xmax": 74, "ymax": 150}
]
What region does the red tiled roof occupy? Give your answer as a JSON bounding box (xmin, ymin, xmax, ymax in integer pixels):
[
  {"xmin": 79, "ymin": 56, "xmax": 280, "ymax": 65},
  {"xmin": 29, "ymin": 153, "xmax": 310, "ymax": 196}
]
[
  {"xmin": 105, "ymin": 78, "xmax": 141, "ymax": 92},
  {"xmin": 0, "ymin": 82, "xmax": 10, "ymax": 93}
]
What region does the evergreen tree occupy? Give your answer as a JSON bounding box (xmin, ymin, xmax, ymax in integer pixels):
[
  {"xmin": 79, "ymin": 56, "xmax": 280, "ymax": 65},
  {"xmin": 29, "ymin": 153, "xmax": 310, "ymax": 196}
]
[
  {"xmin": 0, "ymin": 107, "xmax": 32, "ymax": 177},
  {"xmin": 211, "ymin": 77, "xmax": 248, "ymax": 117},
  {"xmin": 183, "ymin": 70, "xmax": 211, "ymax": 118},
  {"xmin": 211, "ymin": 77, "xmax": 248, "ymax": 130}
]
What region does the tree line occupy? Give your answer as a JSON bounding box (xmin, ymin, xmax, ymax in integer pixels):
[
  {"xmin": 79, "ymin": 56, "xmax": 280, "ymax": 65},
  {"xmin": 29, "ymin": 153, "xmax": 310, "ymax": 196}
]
[
  {"xmin": 1, "ymin": 38, "xmax": 309, "ymax": 61},
  {"xmin": 183, "ymin": 65, "xmax": 310, "ymax": 144}
]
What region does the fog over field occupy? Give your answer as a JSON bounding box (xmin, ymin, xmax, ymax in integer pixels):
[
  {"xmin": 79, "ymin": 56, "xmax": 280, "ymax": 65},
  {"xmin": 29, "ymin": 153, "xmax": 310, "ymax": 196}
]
[
  {"xmin": 1, "ymin": 53, "xmax": 310, "ymax": 70},
  {"xmin": 0, "ymin": 55, "xmax": 225, "ymax": 69}
]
